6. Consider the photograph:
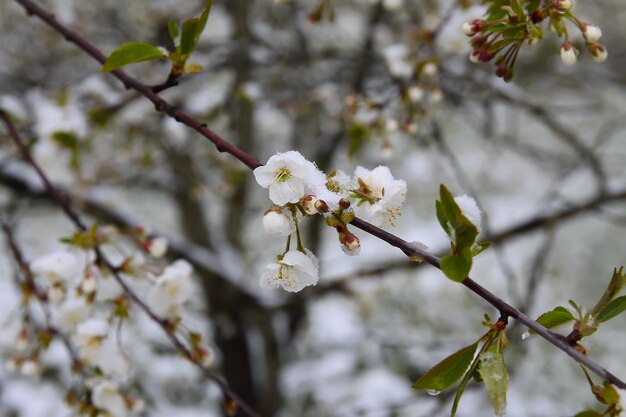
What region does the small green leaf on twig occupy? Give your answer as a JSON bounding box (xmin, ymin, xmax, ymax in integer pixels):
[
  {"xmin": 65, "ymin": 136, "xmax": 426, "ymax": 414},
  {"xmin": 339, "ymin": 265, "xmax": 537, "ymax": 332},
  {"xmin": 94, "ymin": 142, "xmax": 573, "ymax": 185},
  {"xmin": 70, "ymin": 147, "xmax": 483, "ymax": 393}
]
[
  {"xmin": 101, "ymin": 42, "xmax": 166, "ymax": 72},
  {"xmin": 528, "ymin": 306, "xmax": 575, "ymax": 335},
  {"xmin": 479, "ymin": 348, "xmax": 509, "ymax": 417},
  {"xmin": 595, "ymin": 296, "xmax": 626, "ymax": 324},
  {"xmin": 413, "ymin": 342, "xmax": 478, "ymax": 392}
]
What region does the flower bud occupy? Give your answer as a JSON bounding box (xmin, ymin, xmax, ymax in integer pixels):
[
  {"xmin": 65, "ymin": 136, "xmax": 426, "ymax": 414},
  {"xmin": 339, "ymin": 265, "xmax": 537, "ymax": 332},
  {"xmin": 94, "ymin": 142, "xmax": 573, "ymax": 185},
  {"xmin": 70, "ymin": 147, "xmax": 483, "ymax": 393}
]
[
  {"xmin": 583, "ymin": 24, "xmax": 602, "ymax": 42},
  {"xmin": 341, "ymin": 233, "xmax": 361, "ymax": 256},
  {"xmin": 558, "ymin": 0, "xmax": 572, "ymax": 11},
  {"xmin": 301, "ymin": 195, "xmax": 319, "ymax": 215},
  {"xmin": 339, "ymin": 198, "xmax": 351, "ymax": 209},
  {"xmin": 421, "ymin": 62, "xmax": 438, "ymax": 78},
  {"xmin": 407, "ymin": 86, "xmax": 424, "ymax": 103},
  {"xmin": 462, "ymin": 21, "xmax": 475, "ymax": 36},
  {"xmin": 263, "ymin": 208, "xmax": 295, "ymax": 236},
  {"xmin": 314, "ymin": 199, "xmax": 329, "ymax": 213},
  {"xmin": 560, "ymin": 43, "xmax": 577, "ymax": 66},
  {"xmin": 591, "ymin": 45, "xmax": 608, "ymax": 63},
  {"xmin": 145, "ymin": 236, "xmax": 168, "ymax": 258}
]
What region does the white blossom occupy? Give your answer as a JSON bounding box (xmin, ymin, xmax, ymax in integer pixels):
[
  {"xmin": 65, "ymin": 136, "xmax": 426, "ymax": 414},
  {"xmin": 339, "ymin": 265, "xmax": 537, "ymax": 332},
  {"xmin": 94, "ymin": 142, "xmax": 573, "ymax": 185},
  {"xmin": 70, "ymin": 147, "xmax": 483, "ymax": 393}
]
[
  {"xmin": 382, "ymin": 0, "xmax": 403, "ymax": 12},
  {"xmin": 30, "ymin": 251, "xmax": 81, "ymax": 285},
  {"xmin": 408, "ymin": 86, "xmax": 424, "ymax": 103},
  {"xmin": 146, "ymin": 236, "xmax": 168, "ymax": 258},
  {"xmin": 53, "ymin": 295, "xmax": 92, "ymax": 332},
  {"xmin": 92, "ymin": 379, "xmax": 127, "ymax": 417},
  {"xmin": 254, "ymin": 151, "xmax": 325, "ymax": 206},
  {"xmin": 560, "ymin": 45, "xmax": 577, "ymax": 66},
  {"xmin": 74, "ymin": 318, "xmax": 109, "ymax": 364},
  {"xmin": 260, "ymin": 250, "xmax": 319, "ymax": 293},
  {"xmin": 263, "ymin": 208, "xmax": 295, "ymax": 235},
  {"xmin": 147, "ymin": 260, "xmax": 194, "ymax": 319},
  {"xmin": 20, "ymin": 359, "xmax": 40, "ymax": 377},
  {"xmin": 315, "ymin": 170, "xmax": 354, "ymax": 211},
  {"xmin": 583, "ymin": 25, "xmax": 602, "ymax": 42},
  {"xmin": 352, "ymin": 166, "xmax": 407, "ymax": 228},
  {"xmin": 383, "ymin": 44, "xmax": 414, "ymax": 79},
  {"xmin": 454, "ymin": 195, "xmax": 482, "ymax": 232}
]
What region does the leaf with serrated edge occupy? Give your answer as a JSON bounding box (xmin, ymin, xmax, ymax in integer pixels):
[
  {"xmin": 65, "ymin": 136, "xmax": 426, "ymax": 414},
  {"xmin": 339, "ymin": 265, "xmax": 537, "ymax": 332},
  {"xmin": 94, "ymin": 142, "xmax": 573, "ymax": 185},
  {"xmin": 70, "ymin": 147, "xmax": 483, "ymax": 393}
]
[
  {"xmin": 101, "ymin": 42, "xmax": 166, "ymax": 72},
  {"xmin": 529, "ymin": 306, "xmax": 575, "ymax": 335},
  {"xmin": 413, "ymin": 342, "xmax": 478, "ymax": 392},
  {"xmin": 591, "ymin": 267, "xmax": 626, "ymax": 316},
  {"xmin": 596, "ymin": 295, "xmax": 626, "ymax": 323},
  {"xmin": 479, "ymin": 349, "xmax": 509, "ymax": 417}
]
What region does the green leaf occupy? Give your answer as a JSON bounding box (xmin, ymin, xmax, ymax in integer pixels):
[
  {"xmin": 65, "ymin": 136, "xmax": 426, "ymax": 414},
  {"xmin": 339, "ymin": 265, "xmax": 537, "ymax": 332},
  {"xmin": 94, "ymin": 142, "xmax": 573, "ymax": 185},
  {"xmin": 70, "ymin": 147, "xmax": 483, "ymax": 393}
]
[
  {"xmin": 529, "ymin": 306, "xmax": 575, "ymax": 335},
  {"xmin": 180, "ymin": 18, "xmax": 201, "ymax": 57},
  {"xmin": 168, "ymin": 19, "xmax": 179, "ymax": 43},
  {"xmin": 413, "ymin": 342, "xmax": 478, "ymax": 392},
  {"xmin": 439, "ymin": 185, "xmax": 461, "ymax": 229},
  {"xmin": 440, "ymin": 249, "xmax": 472, "ymax": 282},
  {"xmin": 591, "ymin": 267, "xmax": 626, "ymax": 316},
  {"xmin": 595, "ymin": 295, "xmax": 626, "ymax": 323},
  {"xmin": 472, "ymin": 241, "xmax": 491, "ymax": 256},
  {"xmin": 573, "ymin": 411, "xmax": 603, "ymax": 417},
  {"xmin": 101, "ymin": 42, "xmax": 166, "ymax": 72},
  {"xmin": 478, "ymin": 348, "xmax": 509, "ymax": 417},
  {"xmin": 52, "ymin": 131, "xmax": 78, "ymax": 149},
  {"xmin": 435, "ymin": 200, "xmax": 451, "ymax": 236},
  {"xmin": 600, "ymin": 381, "xmax": 620, "ymax": 406},
  {"xmin": 347, "ymin": 122, "xmax": 371, "ymax": 158}
]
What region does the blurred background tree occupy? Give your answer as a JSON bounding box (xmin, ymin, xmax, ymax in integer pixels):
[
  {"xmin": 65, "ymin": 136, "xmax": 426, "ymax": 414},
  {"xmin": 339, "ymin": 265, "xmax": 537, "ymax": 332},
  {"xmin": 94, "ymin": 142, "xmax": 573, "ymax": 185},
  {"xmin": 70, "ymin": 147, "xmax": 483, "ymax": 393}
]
[{"xmin": 1, "ymin": 1, "xmax": 625, "ymax": 416}]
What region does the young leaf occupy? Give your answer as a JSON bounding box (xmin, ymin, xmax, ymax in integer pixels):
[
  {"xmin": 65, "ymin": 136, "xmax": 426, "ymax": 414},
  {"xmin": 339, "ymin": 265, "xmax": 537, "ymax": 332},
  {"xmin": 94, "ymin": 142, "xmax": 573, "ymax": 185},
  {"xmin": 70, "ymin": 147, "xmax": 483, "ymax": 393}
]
[
  {"xmin": 573, "ymin": 411, "xmax": 603, "ymax": 417},
  {"xmin": 413, "ymin": 342, "xmax": 478, "ymax": 392},
  {"xmin": 168, "ymin": 19, "xmax": 180, "ymax": 44},
  {"xmin": 478, "ymin": 349, "xmax": 509, "ymax": 417},
  {"xmin": 435, "ymin": 200, "xmax": 451, "ymax": 236},
  {"xmin": 595, "ymin": 295, "xmax": 626, "ymax": 324},
  {"xmin": 591, "ymin": 267, "xmax": 626, "ymax": 316},
  {"xmin": 440, "ymin": 249, "xmax": 472, "ymax": 282},
  {"xmin": 529, "ymin": 306, "xmax": 575, "ymax": 335},
  {"xmin": 101, "ymin": 42, "xmax": 166, "ymax": 72}
]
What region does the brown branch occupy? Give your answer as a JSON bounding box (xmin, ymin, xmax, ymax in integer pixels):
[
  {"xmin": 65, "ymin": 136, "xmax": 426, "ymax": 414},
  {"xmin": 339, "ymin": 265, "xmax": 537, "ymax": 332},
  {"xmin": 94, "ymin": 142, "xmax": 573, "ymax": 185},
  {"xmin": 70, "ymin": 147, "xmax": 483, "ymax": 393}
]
[
  {"xmin": 10, "ymin": 0, "xmax": 626, "ymax": 392},
  {"xmin": 0, "ymin": 111, "xmax": 264, "ymax": 417}
]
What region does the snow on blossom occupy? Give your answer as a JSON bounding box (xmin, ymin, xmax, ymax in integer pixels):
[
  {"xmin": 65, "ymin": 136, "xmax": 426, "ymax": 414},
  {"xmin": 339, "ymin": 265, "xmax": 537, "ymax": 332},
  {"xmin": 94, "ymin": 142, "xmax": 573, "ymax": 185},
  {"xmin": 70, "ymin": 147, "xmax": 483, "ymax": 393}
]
[
  {"xmin": 52, "ymin": 294, "xmax": 92, "ymax": 332},
  {"xmin": 73, "ymin": 318, "xmax": 128, "ymax": 376},
  {"xmin": 351, "ymin": 166, "xmax": 407, "ymax": 228},
  {"xmin": 260, "ymin": 250, "xmax": 319, "ymax": 293},
  {"xmin": 30, "ymin": 251, "xmax": 81, "ymax": 285},
  {"xmin": 263, "ymin": 207, "xmax": 296, "ymax": 235},
  {"xmin": 74, "ymin": 318, "xmax": 109, "ymax": 364},
  {"xmin": 315, "ymin": 170, "xmax": 354, "ymax": 211},
  {"xmin": 145, "ymin": 236, "xmax": 168, "ymax": 258},
  {"xmin": 382, "ymin": 44, "xmax": 414, "ymax": 79},
  {"xmin": 454, "ymin": 194, "xmax": 482, "ymax": 232},
  {"xmin": 254, "ymin": 151, "xmax": 326, "ymax": 206},
  {"xmin": 92, "ymin": 379, "xmax": 127, "ymax": 417},
  {"xmin": 147, "ymin": 260, "xmax": 194, "ymax": 319}
]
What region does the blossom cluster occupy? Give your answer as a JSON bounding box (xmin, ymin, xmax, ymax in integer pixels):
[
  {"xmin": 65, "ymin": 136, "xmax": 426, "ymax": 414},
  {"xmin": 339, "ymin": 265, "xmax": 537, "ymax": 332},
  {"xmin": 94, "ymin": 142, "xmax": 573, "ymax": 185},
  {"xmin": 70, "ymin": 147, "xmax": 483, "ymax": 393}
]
[
  {"xmin": 463, "ymin": 0, "xmax": 608, "ymax": 82},
  {"xmin": 2, "ymin": 227, "xmax": 213, "ymax": 417},
  {"xmin": 254, "ymin": 151, "xmax": 407, "ymax": 293}
]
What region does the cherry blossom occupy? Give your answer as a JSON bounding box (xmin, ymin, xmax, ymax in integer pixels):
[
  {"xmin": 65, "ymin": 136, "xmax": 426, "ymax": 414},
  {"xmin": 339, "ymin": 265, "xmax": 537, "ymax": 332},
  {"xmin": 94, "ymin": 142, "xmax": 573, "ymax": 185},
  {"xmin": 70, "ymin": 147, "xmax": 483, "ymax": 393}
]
[
  {"xmin": 30, "ymin": 251, "xmax": 81, "ymax": 284},
  {"xmin": 253, "ymin": 150, "xmax": 325, "ymax": 206},
  {"xmin": 260, "ymin": 250, "xmax": 319, "ymax": 293},
  {"xmin": 92, "ymin": 379, "xmax": 128, "ymax": 417},
  {"xmin": 351, "ymin": 166, "xmax": 407, "ymax": 228},
  {"xmin": 147, "ymin": 260, "xmax": 194, "ymax": 319}
]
